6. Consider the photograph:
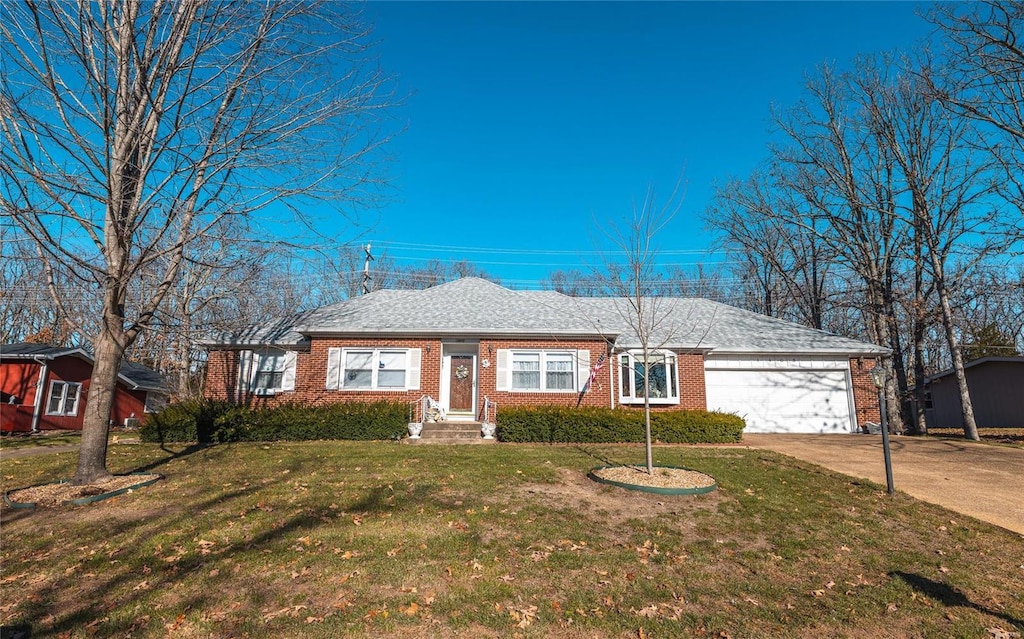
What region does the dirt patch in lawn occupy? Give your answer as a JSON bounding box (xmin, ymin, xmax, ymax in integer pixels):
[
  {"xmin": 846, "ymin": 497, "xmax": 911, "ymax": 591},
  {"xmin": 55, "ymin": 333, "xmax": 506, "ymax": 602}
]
[{"xmin": 518, "ymin": 467, "xmax": 725, "ymax": 528}]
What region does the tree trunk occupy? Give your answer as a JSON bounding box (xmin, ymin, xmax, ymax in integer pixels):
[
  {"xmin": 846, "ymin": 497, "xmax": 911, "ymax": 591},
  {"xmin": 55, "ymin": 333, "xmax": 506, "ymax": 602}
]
[
  {"xmin": 73, "ymin": 321, "xmax": 126, "ymax": 484},
  {"xmin": 932, "ymin": 269, "xmax": 980, "ymax": 441}
]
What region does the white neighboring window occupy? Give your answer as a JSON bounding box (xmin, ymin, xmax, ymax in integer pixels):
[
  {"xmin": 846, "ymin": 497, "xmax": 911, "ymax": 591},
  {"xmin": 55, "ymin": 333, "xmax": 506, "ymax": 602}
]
[
  {"xmin": 510, "ymin": 351, "xmax": 576, "ymax": 392},
  {"xmin": 46, "ymin": 381, "xmax": 81, "ymax": 416},
  {"xmin": 619, "ymin": 351, "xmax": 679, "ymax": 405},
  {"xmin": 339, "ymin": 348, "xmax": 413, "ymax": 391}
]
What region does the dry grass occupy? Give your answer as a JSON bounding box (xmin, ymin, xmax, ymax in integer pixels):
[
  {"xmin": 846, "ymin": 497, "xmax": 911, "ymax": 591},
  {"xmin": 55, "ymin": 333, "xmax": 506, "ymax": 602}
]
[
  {"xmin": 927, "ymin": 427, "xmax": 1024, "ymax": 448},
  {"xmin": 1, "ymin": 441, "xmax": 1022, "ymax": 638}
]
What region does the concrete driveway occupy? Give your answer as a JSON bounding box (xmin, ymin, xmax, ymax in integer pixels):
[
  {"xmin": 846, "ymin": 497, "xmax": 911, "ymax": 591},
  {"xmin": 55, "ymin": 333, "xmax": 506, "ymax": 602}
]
[{"xmin": 742, "ymin": 434, "xmax": 1024, "ymax": 537}]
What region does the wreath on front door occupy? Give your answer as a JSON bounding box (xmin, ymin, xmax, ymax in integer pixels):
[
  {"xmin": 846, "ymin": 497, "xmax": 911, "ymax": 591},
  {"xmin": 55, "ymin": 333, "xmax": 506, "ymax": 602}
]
[{"xmin": 455, "ymin": 364, "xmax": 470, "ymax": 380}]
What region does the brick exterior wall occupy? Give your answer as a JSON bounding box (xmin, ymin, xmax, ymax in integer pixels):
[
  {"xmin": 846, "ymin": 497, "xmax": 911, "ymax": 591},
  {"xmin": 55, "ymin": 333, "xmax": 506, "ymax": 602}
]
[
  {"xmin": 849, "ymin": 356, "xmax": 881, "ymax": 429},
  {"xmin": 478, "ymin": 338, "xmax": 612, "ymax": 416},
  {"xmin": 203, "ymin": 339, "xmax": 882, "ymax": 430}
]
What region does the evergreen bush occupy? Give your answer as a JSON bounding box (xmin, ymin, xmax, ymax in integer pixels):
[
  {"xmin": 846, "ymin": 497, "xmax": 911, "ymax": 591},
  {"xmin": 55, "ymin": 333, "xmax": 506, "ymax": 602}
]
[
  {"xmin": 140, "ymin": 400, "xmax": 407, "ymax": 443},
  {"xmin": 496, "ymin": 406, "xmax": 744, "ymax": 443}
]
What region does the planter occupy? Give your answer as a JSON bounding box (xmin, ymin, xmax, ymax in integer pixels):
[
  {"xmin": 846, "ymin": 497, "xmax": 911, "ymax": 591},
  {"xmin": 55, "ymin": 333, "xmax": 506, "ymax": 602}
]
[{"xmin": 588, "ymin": 464, "xmax": 717, "ymax": 496}]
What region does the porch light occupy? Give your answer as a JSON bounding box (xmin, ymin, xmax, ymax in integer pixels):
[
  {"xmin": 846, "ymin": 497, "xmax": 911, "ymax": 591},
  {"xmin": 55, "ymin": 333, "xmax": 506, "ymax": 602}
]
[{"xmin": 869, "ymin": 365, "xmax": 885, "ymax": 389}]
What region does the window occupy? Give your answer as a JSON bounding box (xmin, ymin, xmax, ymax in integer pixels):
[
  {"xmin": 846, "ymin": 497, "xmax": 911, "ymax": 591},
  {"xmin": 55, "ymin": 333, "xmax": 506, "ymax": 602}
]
[
  {"xmin": 254, "ymin": 350, "xmax": 287, "ymax": 390},
  {"xmin": 240, "ymin": 349, "xmax": 296, "ymax": 393},
  {"xmin": 512, "ymin": 352, "xmax": 541, "ymax": 390},
  {"xmin": 619, "ymin": 351, "xmax": 679, "ymax": 404},
  {"xmin": 339, "ymin": 348, "xmax": 412, "ymax": 391},
  {"xmin": 46, "ymin": 381, "xmax": 81, "ymax": 416},
  {"xmin": 510, "ymin": 351, "xmax": 576, "ymax": 392}
]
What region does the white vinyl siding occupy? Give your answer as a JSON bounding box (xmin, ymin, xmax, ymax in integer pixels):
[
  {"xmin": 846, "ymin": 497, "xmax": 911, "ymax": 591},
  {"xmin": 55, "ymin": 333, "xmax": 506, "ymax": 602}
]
[
  {"xmin": 619, "ymin": 351, "xmax": 679, "ymax": 405},
  {"xmin": 45, "ymin": 380, "xmax": 81, "ymax": 416},
  {"xmin": 497, "ymin": 349, "xmax": 585, "ymax": 392},
  {"xmin": 327, "ymin": 347, "xmax": 421, "ymax": 391}
]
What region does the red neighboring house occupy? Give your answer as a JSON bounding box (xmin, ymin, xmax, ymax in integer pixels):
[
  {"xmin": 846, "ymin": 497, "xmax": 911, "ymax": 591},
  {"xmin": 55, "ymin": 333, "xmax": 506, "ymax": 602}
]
[{"xmin": 0, "ymin": 343, "xmax": 167, "ymax": 433}]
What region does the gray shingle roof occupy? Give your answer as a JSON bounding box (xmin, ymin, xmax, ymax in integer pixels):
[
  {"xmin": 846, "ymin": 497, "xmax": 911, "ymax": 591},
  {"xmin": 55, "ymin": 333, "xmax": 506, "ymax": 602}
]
[
  {"xmin": 1, "ymin": 342, "xmax": 167, "ymax": 391},
  {"xmin": 1, "ymin": 343, "xmax": 78, "ymax": 358},
  {"xmin": 206, "ymin": 278, "xmax": 886, "ymax": 356}
]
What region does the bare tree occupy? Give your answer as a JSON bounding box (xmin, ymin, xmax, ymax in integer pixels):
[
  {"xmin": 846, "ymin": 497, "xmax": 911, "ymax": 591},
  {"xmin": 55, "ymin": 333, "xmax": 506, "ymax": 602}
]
[
  {"xmin": 858, "ymin": 53, "xmax": 1001, "ymax": 440},
  {"xmin": 929, "ymin": 1, "xmax": 1024, "ymax": 217},
  {"xmin": 1, "ymin": 0, "xmax": 392, "ymax": 483},
  {"xmin": 772, "ymin": 63, "xmax": 909, "ymax": 432},
  {"xmin": 599, "ymin": 182, "xmax": 691, "ymax": 474},
  {"xmin": 706, "ymin": 170, "xmax": 837, "ymax": 330}
]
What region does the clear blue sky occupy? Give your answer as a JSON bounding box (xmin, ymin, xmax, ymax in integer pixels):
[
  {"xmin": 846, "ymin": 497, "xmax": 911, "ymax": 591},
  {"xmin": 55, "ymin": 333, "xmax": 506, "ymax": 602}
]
[{"xmin": 347, "ymin": 1, "xmax": 935, "ymax": 288}]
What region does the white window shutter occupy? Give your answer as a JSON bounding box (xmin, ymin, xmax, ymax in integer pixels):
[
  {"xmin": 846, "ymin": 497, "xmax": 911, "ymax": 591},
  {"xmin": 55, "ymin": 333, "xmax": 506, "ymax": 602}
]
[
  {"xmin": 407, "ymin": 348, "xmax": 421, "ymax": 390},
  {"xmin": 281, "ymin": 351, "xmax": 297, "ymax": 391},
  {"xmin": 326, "ymin": 347, "xmax": 342, "ymax": 389},
  {"xmin": 238, "ymin": 350, "xmax": 253, "ymax": 391},
  {"xmin": 576, "ymin": 349, "xmax": 591, "ymax": 392},
  {"xmin": 496, "ymin": 349, "xmax": 510, "ymax": 391}
]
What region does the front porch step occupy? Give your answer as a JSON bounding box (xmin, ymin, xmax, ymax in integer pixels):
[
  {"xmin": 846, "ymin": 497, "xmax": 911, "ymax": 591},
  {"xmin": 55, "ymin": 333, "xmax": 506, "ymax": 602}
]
[{"xmin": 405, "ymin": 421, "xmax": 497, "ymax": 445}]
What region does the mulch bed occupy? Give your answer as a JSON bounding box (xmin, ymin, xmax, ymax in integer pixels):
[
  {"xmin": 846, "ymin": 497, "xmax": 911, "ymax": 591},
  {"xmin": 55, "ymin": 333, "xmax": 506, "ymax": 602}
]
[{"xmin": 5, "ymin": 474, "xmax": 162, "ymax": 508}]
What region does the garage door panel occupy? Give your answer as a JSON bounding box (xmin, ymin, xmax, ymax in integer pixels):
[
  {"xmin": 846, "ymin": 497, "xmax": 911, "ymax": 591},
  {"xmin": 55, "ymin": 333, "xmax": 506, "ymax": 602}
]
[{"xmin": 705, "ymin": 369, "xmax": 853, "ymax": 434}]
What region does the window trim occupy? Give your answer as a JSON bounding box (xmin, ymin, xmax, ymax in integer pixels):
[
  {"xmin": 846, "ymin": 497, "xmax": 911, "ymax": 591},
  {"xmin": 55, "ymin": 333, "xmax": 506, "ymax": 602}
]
[
  {"xmin": 618, "ymin": 350, "xmax": 680, "ymax": 405},
  {"xmin": 240, "ymin": 348, "xmax": 296, "ymax": 393},
  {"xmin": 509, "ymin": 349, "xmax": 577, "ymax": 393},
  {"xmin": 45, "ymin": 380, "xmax": 82, "ymax": 416},
  {"xmin": 339, "ymin": 347, "xmax": 413, "ymax": 392}
]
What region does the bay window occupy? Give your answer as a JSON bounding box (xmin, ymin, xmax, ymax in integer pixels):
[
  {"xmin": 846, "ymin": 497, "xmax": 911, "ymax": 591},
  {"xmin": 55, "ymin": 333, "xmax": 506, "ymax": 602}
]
[{"xmin": 619, "ymin": 351, "xmax": 679, "ymax": 404}]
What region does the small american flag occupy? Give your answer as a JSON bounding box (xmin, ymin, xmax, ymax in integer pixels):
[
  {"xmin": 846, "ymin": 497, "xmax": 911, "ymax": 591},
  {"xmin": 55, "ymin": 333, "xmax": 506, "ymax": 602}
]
[{"xmin": 576, "ymin": 352, "xmax": 607, "ymax": 407}]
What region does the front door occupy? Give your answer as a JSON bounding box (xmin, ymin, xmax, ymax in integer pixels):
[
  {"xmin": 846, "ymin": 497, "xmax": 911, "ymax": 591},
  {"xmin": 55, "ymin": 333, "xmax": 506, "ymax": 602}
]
[{"xmin": 448, "ymin": 355, "xmax": 475, "ymax": 413}]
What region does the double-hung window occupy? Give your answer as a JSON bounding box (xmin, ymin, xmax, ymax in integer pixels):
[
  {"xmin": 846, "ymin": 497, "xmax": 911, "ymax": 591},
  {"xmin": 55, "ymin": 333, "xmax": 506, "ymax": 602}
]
[
  {"xmin": 240, "ymin": 348, "xmax": 296, "ymax": 393},
  {"xmin": 46, "ymin": 381, "xmax": 81, "ymax": 416},
  {"xmin": 254, "ymin": 350, "xmax": 287, "ymax": 390},
  {"xmin": 619, "ymin": 351, "xmax": 679, "ymax": 404},
  {"xmin": 510, "ymin": 351, "xmax": 576, "ymax": 392},
  {"xmin": 339, "ymin": 348, "xmax": 411, "ymax": 390}
]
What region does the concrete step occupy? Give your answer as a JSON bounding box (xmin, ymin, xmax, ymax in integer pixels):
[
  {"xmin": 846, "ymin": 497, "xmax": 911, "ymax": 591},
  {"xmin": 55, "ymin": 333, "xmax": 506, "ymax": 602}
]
[
  {"xmin": 404, "ymin": 421, "xmax": 497, "ymax": 445},
  {"xmin": 405, "ymin": 436, "xmax": 497, "ymax": 445},
  {"xmin": 422, "ymin": 421, "xmax": 483, "ymax": 432}
]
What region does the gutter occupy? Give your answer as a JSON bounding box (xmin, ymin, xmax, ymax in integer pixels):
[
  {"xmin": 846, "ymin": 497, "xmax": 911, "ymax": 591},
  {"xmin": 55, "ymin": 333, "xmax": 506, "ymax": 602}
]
[{"xmin": 30, "ymin": 355, "xmax": 48, "ymax": 433}]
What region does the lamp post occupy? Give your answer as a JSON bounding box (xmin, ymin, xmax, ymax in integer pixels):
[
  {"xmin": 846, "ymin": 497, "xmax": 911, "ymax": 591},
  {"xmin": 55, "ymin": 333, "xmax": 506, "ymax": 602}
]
[{"xmin": 870, "ymin": 365, "xmax": 895, "ymax": 496}]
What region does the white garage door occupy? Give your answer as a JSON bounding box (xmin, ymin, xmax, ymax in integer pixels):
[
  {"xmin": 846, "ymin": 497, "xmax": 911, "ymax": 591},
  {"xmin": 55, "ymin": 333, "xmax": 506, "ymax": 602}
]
[{"xmin": 705, "ymin": 369, "xmax": 855, "ymax": 434}]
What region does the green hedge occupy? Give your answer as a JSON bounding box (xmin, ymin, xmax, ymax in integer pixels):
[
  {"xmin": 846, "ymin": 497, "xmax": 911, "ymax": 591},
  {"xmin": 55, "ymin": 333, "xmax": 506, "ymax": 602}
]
[
  {"xmin": 496, "ymin": 406, "xmax": 744, "ymax": 444},
  {"xmin": 140, "ymin": 400, "xmax": 408, "ymax": 443}
]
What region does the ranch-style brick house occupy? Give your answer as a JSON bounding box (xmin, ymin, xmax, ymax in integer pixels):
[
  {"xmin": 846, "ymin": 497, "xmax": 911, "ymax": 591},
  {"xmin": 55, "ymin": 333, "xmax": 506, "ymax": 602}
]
[
  {"xmin": 203, "ymin": 278, "xmax": 886, "ymax": 434},
  {"xmin": 1, "ymin": 342, "xmax": 167, "ymax": 433}
]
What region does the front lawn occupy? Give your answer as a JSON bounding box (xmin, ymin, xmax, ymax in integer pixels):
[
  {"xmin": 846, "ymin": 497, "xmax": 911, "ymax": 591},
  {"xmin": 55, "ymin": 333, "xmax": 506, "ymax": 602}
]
[{"xmin": 1, "ymin": 442, "xmax": 1021, "ymax": 638}]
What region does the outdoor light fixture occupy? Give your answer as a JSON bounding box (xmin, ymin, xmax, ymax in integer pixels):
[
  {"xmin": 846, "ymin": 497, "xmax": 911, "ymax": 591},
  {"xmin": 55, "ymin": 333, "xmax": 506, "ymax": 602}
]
[
  {"xmin": 870, "ymin": 365, "xmax": 885, "ymax": 389},
  {"xmin": 870, "ymin": 365, "xmax": 895, "ymax": 495}
]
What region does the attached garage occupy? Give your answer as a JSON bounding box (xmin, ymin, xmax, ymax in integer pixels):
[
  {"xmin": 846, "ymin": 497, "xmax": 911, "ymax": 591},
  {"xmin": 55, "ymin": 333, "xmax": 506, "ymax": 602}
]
[{"xmin": 705, "ymin": 356, "xmax": 857, "ymax": 434}]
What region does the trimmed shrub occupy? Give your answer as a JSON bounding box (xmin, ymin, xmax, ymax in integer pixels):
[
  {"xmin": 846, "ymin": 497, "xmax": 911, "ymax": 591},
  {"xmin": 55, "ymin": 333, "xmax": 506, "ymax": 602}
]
[
  {"xmin": 140, "ymin": 400, "xmax": 407, "ymax": 443},
  {"xmin": 140, "ymin": 399, "xmax": 233, "ymax": 443},
  {"xmin": 496, "ymin": 406, "xmax": 744, "ymax": 444}
]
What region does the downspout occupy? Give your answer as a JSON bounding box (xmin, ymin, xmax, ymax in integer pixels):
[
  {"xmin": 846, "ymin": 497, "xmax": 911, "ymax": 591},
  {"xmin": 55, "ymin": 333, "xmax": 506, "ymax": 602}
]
[
  {"xmin": 30, "ymin": 356, "xmax": 48, "ymax": 433},
  {"xmin": 608, "ymin": 338, "xmax": 617, "ymax": 410}
]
